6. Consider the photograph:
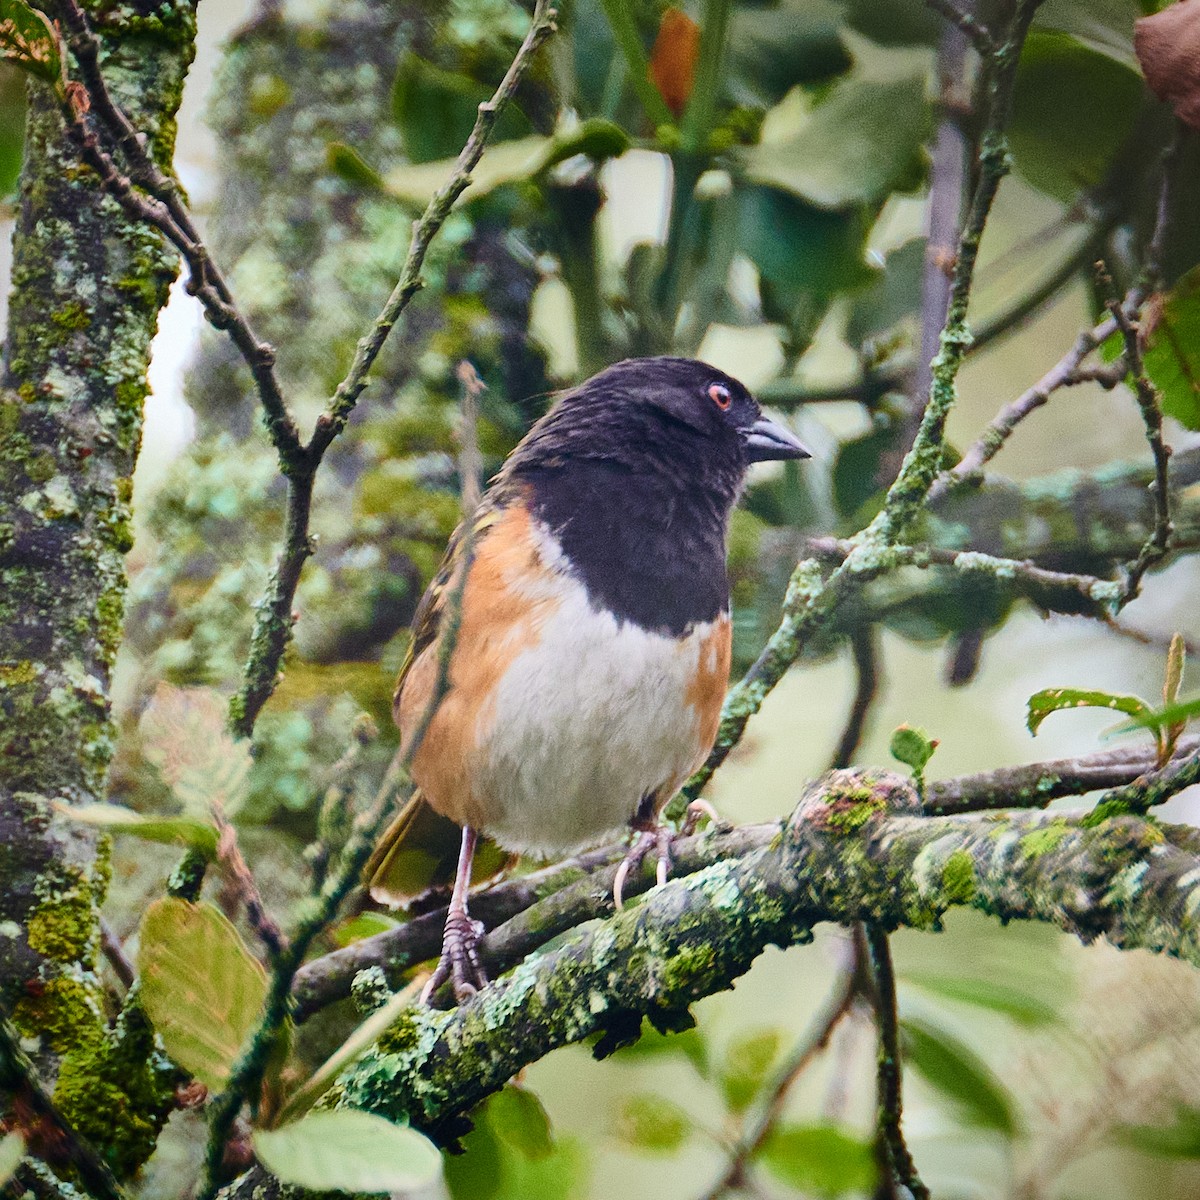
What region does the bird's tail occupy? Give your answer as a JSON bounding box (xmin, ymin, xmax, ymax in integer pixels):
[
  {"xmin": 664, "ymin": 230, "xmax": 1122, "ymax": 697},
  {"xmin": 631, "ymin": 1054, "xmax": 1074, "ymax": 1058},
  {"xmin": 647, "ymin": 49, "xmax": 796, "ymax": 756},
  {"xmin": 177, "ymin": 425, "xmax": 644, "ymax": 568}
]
[{"xmin": 365, "ymin": 790, "xmax": 509, "ymax": 907}]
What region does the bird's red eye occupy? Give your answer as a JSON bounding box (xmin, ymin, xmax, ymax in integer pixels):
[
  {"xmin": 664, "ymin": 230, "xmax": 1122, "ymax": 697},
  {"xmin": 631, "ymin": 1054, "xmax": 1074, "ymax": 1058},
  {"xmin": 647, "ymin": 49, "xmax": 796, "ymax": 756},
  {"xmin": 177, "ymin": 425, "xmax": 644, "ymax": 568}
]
[{"xmin": 709, "ymin": 383, "xmax": 732, "ymax": 410}]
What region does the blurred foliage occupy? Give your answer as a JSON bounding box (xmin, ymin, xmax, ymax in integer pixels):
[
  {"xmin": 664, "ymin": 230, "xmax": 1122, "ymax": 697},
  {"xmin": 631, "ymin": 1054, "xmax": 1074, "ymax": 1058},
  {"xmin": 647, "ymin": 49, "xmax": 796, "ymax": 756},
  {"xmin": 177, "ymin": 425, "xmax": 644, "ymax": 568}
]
[{"xmin": 90, "ymin": 0, "xmax": 1200, "ymax": 1195}]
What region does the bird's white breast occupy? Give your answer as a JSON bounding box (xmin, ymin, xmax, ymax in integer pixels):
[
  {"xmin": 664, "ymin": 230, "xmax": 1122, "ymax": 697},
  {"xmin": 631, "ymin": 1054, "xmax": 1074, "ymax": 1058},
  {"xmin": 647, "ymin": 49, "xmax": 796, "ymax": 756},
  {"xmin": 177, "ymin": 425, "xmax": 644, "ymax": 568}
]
[{"xmin": 470, "ymin": 525, "xmax": 724, "ymax": 857}]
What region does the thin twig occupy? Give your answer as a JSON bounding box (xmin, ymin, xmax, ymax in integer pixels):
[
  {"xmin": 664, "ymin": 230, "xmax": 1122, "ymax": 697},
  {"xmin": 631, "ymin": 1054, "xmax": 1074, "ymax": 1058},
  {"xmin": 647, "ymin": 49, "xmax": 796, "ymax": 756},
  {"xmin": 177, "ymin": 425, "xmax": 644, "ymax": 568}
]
[
  {"xmin": 866, "ymin": 927, "xmax": 929, "ymax": 1200},
  {"xmin": 697, "ymin": 958, "xmax": 863, "ymax": 1200},
  {"xmin": 0, "ymin": 1017, "xmax": 128, "ymax": 1200},
  {"xmin": 98, "ymin": 916, "xmax": 135, "ymax": 990},
  {"xmin": 830, "ymin": 628, "xmax": 880, "ymax": 770},
  {"xmin": 231, "ymin": 0, "xmax": 558, "ymax": 736},
  {"xmin": 1106, "ymin": 291, "xmax": 1173, "ymax": 598},
  {"xmin": 925, "ymin": 0, "xmax": 995, "ymax": 54},
  {"xmin": 213, "ymin": 823, "xmax": 287, "ymax": 962}
]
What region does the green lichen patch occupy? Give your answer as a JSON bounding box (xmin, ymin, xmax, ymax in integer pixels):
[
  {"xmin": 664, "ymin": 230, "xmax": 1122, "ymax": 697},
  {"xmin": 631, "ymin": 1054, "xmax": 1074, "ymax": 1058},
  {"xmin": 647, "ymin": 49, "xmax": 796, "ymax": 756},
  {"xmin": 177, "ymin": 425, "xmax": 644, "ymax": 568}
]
[
  {"xmin": 1019, "ymin": 820, "xmax": 1071, "ymax": 859},
  {"xmin": 940, "ymin": 850, "xmax": 977, "ymax": 904}
]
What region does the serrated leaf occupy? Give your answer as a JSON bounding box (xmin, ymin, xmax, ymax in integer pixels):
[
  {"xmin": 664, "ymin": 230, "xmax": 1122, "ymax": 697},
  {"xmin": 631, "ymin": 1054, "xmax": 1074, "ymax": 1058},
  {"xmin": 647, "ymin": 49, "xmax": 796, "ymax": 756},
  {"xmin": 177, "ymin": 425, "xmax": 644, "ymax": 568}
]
[
  {"xmin": 1025, "ymin": 687, "xmax": 1154, "ymax": 736},
  {"xmin": 613, "ymin": 1094, "xmax": 691, "ymax": 1154},
  {"xmin": 901, "ymin": 1017, "xmax": 1019, "ymax": 1136},
  {"xmin": 1143, "ymin": 268, "xmax": 1200, "ymax": 430},
  {"xmin": 742, "ymin": 74, "xmax": 930, "ymax": 210},
  {"xmin": 719, "ymin": 1028, "xmax": 781, "ymax": 1114},
  {"xmin": 60, "ymin": 803, "xmax": 218, "ymax": 856},
  {"xmin": 137, "ymin": 898, "xmax": 267, "ymax": 1091},
  {"xmin": 1120, "ymin": 1106, "xmax": 1200, "ymax": 1158},
  {"xmin": 490, "ymin": 1085, "xmax": 554, "ymax": 1160},
  {"xmin": 253, "ymin": 1110, "xmax": 441, "ymax": 1193},
  {"xmin": 0, "ymin": 0, "xmax": 61, "ymax": 86},
  {"xmin": 140, "ymin": 683, "xmax": 252, "ymax": 818},
  {"xmin": 759, "ymin": 1123, "xmax": 876, "ymax": 1197},
  {"xmin": 903, "ymin": 973, "xmax": 1060, "ymax": 1028},
  {"xmin": 890, "ymin": 724, "xmax": 938, "ymax": 774},
  {"xmin": 0, "ymin": 1132, "xmax": 24, "ymax": 1187}
]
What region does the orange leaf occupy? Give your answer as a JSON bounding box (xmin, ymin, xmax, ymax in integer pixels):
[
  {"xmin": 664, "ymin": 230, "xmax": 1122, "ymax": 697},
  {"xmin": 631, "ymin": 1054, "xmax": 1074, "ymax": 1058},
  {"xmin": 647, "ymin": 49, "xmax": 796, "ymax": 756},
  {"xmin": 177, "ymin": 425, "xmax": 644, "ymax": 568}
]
[{"xmin": 649, "ymin": 8, "xmax": 700, "ymax": 119}]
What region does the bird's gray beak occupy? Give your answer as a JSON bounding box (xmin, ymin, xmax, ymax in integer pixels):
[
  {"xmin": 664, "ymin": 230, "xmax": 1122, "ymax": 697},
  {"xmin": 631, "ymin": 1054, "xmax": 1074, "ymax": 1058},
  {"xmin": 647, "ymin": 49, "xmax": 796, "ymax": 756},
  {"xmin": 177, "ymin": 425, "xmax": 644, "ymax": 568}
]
[{"xmin": 742, "ymin": 415, "xmax": 812, "ymax": 463}]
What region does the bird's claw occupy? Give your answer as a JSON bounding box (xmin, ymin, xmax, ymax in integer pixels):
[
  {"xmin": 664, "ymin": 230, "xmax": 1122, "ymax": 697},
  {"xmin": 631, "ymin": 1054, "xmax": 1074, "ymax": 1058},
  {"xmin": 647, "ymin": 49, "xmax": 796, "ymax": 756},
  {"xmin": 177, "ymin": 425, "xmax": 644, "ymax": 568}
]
[
  {"xmin": 612, "ymin": 801, "xmax": 724, "ymax": 910},
  {"xmin": 421, "ymin": 908, "xmax": 487, "ymax": 1005}
]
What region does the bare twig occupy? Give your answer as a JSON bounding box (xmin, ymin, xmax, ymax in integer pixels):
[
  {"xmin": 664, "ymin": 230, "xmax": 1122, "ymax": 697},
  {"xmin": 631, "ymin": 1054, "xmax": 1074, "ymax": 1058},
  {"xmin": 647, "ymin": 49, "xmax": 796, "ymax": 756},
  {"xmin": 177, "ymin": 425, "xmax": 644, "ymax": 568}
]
[
  {"xmin": 697, "ymin": 955, "xmax": 863, "ymax": 1200},
  {"xmin": 924, "ymin": 736, "xmax": 1200, "ymax": 815},
  {"xmin": 456, "ymin": 361, "xmax": 485, "ymax": 515},
  {"xmin": 232, "ymin": 0, "xmax": 558, "ymax": 736},
  {"xmin": 98, "ymin": 916, "xmax": 135, "ymax": 990},
  {"xmin": 926, "ymin": 0, "xmax": 995, "ymax": 54},
  {"xmin": 866, "ymin": 927, "xmax": 929, "ymax": 1200},
  {"xmin": 1106, "ymin": 292, "xmax": 1173, "ymax": 597},
  {"xmin": 0, "ymin": 1017, "xmax": 128, "ymax": 1200},
  {"xmin": 830, "ymin": 628, "xmax": 880, "ymax": 770},
  {"xmin": 805, "ymin": 536, "xmax": 1121, "ymax": 619}
]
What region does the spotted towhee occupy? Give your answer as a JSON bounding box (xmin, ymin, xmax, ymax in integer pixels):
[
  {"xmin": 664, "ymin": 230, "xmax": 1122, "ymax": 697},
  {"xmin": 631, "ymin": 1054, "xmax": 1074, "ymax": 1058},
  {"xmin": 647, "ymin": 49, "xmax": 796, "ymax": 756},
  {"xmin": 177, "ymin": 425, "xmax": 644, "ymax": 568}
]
[{"xmin": 365, "ymin": 356, "xmax": 811, "ymax": 1000}]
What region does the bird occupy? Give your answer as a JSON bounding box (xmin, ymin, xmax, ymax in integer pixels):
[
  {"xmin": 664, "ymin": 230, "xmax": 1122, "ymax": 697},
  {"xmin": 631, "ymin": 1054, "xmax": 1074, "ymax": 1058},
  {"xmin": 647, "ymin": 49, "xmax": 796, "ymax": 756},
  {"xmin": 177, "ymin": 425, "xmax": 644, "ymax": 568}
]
[{"xmin": 365, "ymin": 356, "xmax": 811, "ymax": 1002}]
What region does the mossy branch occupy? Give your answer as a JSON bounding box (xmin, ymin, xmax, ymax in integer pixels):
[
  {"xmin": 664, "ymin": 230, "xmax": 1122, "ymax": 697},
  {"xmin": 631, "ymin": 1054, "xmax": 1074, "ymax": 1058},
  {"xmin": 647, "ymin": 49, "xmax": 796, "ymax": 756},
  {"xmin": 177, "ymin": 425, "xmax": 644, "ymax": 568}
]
[{"xmin": 223, "ymin": 770, "xmax": 1200, "ymax": 1197}]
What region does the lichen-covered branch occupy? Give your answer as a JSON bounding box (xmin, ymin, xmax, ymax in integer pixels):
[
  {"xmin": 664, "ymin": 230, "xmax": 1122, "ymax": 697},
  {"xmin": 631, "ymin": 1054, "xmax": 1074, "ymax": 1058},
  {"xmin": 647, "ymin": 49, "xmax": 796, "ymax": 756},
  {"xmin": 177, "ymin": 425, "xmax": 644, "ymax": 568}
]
[
  {"xmin": 0, "ymin": 2, "xmax": 196, "ymax": 1183},
  {"xmin": 290, "ymin": 738, "xmax": 1197, "ymax": 1020},
  {"xmin": 223, "ymin": 769, "xmax": 1200, "ymax": 1197}
]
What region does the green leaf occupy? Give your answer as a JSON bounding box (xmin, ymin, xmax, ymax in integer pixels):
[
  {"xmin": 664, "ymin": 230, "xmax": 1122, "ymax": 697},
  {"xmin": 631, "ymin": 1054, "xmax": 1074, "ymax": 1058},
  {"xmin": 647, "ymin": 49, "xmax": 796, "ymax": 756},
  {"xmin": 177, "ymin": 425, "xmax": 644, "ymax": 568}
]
[
  {"xmin": 903, "ymin": 973, "xmax": 1061, "ymax": 1028},
  {"xmin": 735, "ymin": 185, "xmax": 874, "ymax": 318},
  {"xmin": 0, "ymin": 1132, "xmax": 24, "ymax": 1187},
  {"xmin": 1036, "ymin": 0, "xmax": 1142, "ymax": 69},
  {"xmin": 392, "ymin": 51, "xmax": 531, "ymax": 164},
  {"xmin": 1144, "ymin": 267, "xmax": 1200, "ymax": 431},
  {"xmin": 1009, "ymin": 32, "xmax": 1144, "ymax": 203},
  {"xmin": 890, "ymin": 725, "xmax": 939, "ymax": 775},
  {"xmin": 490, "ymin": 1085, "xmax": 554, "ymax": 1160},
  {"xmin": 1114, "ymin": 693, "xmax": 1200, "ymax": 736},
  {"xmin": 1166, "ymin": 632, "xmax": 1187, "ymax": 707},
  {"xmin": 0, "ymin": 69, "xmax": 25, "ymax": 198},
  {"xmin": 383, "ymin": 119, "xmax": 629, "ymax": 208},
  {"xmin": 725, "ymin": 0, "xmax": 851, "ymax": 109},
  {"xmin": 137, "ymin": 898, "xmax": 268, "ymax": 1091},
  {"xmin": 326, "ymin": 141, "xmax": 385, "ymax": 191},
  {"xmin": 332, "ymin": 910, "xmax": 400, "ymax": 947},
  {"xmin": 0, "ymin": 0, "xmax": 61, "ymax": 85},
  {"xmin": 846, "ymin": 238, "xmax": 924, "ymax": 348},
  {"xmin": 831, "ymin": 419, "xmax": 892, "ymax": 520},
  {"xmin": 759, "ymin": 1122, "xmax": 876, "ymax": 1197},
  {"xmin": 252, "ymin": 1110, "xmax": 441, "ymax": 1193},
  {"xmin": 613, "ymin": 1094, "xmax": 691, "ymax": 1154},
  {"xmin": 1120, "ymin": 1106, "xmax": 1200, "ymax": 1158},
  {"xmin": 901, "ymin": 1017, "xmax": 1019, "ymax": 1136},
  {"xmin": 139, "ymin": 683, "xmax": 253, "ymax": 818},
  {"xmin": 59, "ymin": 803, "xmax": 218, "ymax": 856},
  {"xmin": 719, "ymin": 1028, "xmax": 782, "ymax": 1114},
  {"xmin": 609, "ymin": 1017, "xmax": 708, "ymax": 1075},
  {"xmin": 742, "ymin": 74, "xmax": 930, "ymax": 210},
  {"xmin": 1026, "ymin": 687, "xmax": 1155, "ymax": 736}
]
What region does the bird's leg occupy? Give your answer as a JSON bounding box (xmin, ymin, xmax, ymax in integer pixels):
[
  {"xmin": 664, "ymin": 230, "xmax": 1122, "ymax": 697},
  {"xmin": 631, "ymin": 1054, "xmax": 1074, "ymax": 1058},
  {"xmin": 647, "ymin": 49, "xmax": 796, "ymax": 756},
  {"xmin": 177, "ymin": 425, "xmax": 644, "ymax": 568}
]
[
  {"xmin": 612, "ymin": 797, "xmax": 725, "ymax": 910},
  {"xmin": 421, "ymin": 825, "xmax": 487, "ymax": 1005}
]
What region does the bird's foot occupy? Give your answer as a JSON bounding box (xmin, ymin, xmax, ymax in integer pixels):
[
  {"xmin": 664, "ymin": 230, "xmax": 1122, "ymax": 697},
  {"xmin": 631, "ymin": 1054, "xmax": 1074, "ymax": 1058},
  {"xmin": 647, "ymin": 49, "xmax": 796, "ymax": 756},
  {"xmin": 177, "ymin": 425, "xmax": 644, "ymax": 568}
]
[
  {"xmin": 421, "ymin": 908, "xmax": 488, "ymax": 1005},
  {"xmin": 612, "ymin": 801, "xmax": 724, "ymax": 910}
]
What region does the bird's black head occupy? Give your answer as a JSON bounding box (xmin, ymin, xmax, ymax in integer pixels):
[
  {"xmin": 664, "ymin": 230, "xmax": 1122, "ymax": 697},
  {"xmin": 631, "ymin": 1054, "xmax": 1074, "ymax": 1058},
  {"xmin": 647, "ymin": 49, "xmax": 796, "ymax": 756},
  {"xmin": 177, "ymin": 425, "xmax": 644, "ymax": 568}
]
[
  {"xmin": 501, "ymin": 357, "xmax": 811, "ymax": 634},
  {"xmin": 509, "ymin": 356, "xmax": 810, "ymax": 492}
]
